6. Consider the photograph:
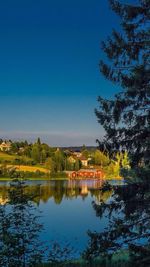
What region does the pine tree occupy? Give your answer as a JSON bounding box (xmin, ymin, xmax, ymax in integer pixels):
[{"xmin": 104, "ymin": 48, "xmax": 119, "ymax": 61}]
[
  {"xmin": 83, "ymin": 1, "xmax": 150, "ymax": 266},
  {"xmin": 95, "ymin": 0, "xmax": 150, "ymax": 166}
]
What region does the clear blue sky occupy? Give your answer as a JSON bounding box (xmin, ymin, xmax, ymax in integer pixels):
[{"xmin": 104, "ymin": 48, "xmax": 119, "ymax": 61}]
[{"xmin": 0, "ymin": 0, "xmax": 120, "ymax": 146}]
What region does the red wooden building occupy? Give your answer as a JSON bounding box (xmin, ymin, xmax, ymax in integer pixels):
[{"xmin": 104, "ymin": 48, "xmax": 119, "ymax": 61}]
[{"xmin": 65, "ymin": 169, "xmax": 104, "ymax": 179}]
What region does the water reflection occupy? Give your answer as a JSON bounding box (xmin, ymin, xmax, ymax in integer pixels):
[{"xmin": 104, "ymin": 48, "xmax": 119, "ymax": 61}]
[
  {"xmin": 0, "ymin": 179, "xmax": 115, "ymax": 254},
  {"xmin": 0, "ymin": 179, "xmax": 112, "ymax": 205}
]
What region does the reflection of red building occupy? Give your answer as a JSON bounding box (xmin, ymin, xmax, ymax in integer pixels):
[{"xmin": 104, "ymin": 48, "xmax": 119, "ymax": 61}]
[
  {"xmin": 80, "ymin": 184, "xmax": 88, "ymax": 195},
  {"xmin": 65, "ymin": 169, "xmax": 104, "ymax": 179},
  {"xmin": 65, "ymin": 171, "xmax": 77, "ymax": 179}
]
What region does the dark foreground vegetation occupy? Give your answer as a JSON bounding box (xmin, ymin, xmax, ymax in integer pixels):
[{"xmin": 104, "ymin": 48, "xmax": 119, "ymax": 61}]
[{"xmin": 83, "ymin": 0, "xmax": 150, "ymax": 266}]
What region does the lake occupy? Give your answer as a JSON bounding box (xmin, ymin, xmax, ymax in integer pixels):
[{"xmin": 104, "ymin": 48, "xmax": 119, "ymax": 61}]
[{"xmin": 0, "ymin": 179, "xmax": 122, "ymax": 256}]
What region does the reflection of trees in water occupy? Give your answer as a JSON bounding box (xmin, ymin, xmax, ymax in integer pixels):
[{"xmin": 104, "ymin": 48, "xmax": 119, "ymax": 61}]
[
  {"xmin": 0, "ymin": 180, "xmax": 112, "ymax": 205},
  {"xmin": 83, "ymin": 182, "xmax": 150, "ymax": 266},
  {"xmin": 91, "ymin": 189, "xmax": 112, "ymax": 205}
]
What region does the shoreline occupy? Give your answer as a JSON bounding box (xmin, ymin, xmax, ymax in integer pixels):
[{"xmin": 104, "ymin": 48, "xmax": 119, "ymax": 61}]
[{"xmin": 0, "ymin": 177, "xmax": 123, "ymax": 182}]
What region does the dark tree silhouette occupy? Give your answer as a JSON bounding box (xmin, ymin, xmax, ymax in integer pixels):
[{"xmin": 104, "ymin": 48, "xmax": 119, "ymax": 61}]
[
  {"xmin": 95, "ymin": 0, "xmax": 150, "ymax": 166},
  {"xmin": 0, "ymin": 179, "xmax": 44, "ymax": 267},
  {"xmin": 83, "ymin": 179, "xmax": 150, "ymax": 266},
  {"xmin": 83, "ymin": 1, "xmax": 150, "ymax": 266}
]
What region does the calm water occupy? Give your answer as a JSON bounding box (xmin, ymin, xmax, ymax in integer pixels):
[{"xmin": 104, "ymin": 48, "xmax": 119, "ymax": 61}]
[{"xmin": 0, "ymin": 179, "xmax": 121, "ymax": 255}]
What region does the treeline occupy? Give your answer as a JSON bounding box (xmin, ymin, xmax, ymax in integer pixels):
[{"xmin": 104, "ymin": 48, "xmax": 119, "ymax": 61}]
[{"xmin": 0, "ymin": 138, "xmax": 56, "ymax": 164}]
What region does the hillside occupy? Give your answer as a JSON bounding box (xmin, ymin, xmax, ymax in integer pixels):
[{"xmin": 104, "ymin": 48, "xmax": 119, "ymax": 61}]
[
  {"xmin": 5, "ymin": 165, "xmax": 49, "ymax": 174},
  {"xmin": 0, "ymin": 151, "xmax": 49, "ymax": 174},
  {"xmin": 0, "ymin": 151, "xmax": 33, "ymax": 163}
]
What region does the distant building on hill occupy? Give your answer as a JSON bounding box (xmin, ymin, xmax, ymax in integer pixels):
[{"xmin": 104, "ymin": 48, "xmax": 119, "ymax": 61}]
[
  {"xmin": 68, "ymin": 153, "xmax": 90, "ymax": 167},
  {"xmin": 79, "ymin": 156, "xmax": 89, "ymax": 167},
  {"xmin": 68, "ymin": 156, "xmax": 76, "ymax": 164},
  {"xmin": 73, "ymin": 151, "xmax": 82, "ymax": 158},
  {"xmin": 0, "ymin": 141, "xmax": 11, "ymax": 152}
]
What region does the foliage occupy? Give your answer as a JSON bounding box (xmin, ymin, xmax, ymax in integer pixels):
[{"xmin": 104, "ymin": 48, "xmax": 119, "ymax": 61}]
[
  {"xmin": 104, "ymin": 152, "xmax": 130, "ymax": 179},
  {"xmin": 38, "ymin": 256, "xmax": 129, "ymax": 267},
  {"xmin": 45, "ymin": 157, "xmax": 55, "ymax": 174},
  {"xmin": 0, "ymin": 152, "xmax": 34, "ymax": 166},
  {"xmin": 31, "ymin": 144, "xmax": 41, "ymax": 163},
  {"xmin": 74, "ymin": 159, "xmax": 81, "ymax": 171},
  {"xmin": 81, "ymin": 149, "xmax": 89, "ymax": 159},
  {"xmin": 53, "ymin": 149, "xmax": 65, "ymax": 172},
  {"xmin": 83, "ymin": 172, "xmax": 150, "ymax": 266},
  {"xmin": 48, "ymin": 241, "xmax": 76, "ymax": 266},
  {"xmin": 94, "ymin": 150, "xmax": 110, "ymax": 167},
  {"xmin": 0, "ymin": 178, "xmax": 44, "ymax": 267},
  {"xmin": 84, "ymin": 0, "xmax": 150, "ymax": 265},
  {"xmin": 95, "ymin": 0, "xmax": 150, "ymax": 166}
]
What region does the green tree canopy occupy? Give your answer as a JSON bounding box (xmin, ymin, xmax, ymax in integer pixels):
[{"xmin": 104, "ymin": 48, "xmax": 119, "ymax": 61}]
[
  {"xmin": 31, "ymin": 145, "xmax": 41, "ymax": 163},
  {"xmin": 53, "ymin": 149, "xmax": 65, "ymax": 172},
  {"xmin": 94, "ymin": 150, "xmax": 110, "ymax": 167},
  {"xmin": 45, "ymin": 157, "xmax": 55, "ymax": 173}
]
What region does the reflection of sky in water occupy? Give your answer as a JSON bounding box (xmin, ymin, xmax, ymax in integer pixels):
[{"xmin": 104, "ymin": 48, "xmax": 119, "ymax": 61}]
[
  {"xmin": 39, "ymin": 194, "xmax": 107, "ymax": 254},
  {"xmin": 0, "ymin": 179, "xmax": 114, "ymax": 255}
]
